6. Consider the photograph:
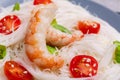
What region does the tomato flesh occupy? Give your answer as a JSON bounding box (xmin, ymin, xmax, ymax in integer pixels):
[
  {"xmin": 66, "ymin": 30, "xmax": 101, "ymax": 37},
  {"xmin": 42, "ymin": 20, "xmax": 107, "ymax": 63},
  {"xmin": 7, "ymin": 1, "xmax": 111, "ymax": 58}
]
[
  {"xmin": 4, "ymin": 61, "xmax": 33, "ymax": 80},
  {"xmin": 33, "ymin": 0, "xmax": 52, "ymax": 5},
  {"xmin": 78, "ymin": 20, "xmax": 100, "ymax": 34},
  {"xmin": 0, "ymin": 15, "xmax": 21, "ymax": 35},
  {"xmin": 70, "ymin": 55, "xmax": 98, "ymax": 78}
]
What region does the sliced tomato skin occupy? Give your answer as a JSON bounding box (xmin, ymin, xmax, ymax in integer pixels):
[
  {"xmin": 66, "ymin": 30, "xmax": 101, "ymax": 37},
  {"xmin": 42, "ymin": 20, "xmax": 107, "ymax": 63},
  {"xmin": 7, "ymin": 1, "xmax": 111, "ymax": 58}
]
[
  {"xmin": 4, "ymin": 61, "xmax": 33, "ymax": 80},
  {"xmin": 0, "ymin": 15, "xmax": 21, "ymax": 35},
  {"xmin": 78, "ymin": 21, "xmax": 100, "ymax": 34},
  {"xmin": 70, "ymin": 55, "xmax": 98, "ymax": 78},
  {"xmin": 33, "ymin": 0, "xmax": 52, "ymax": 5}
]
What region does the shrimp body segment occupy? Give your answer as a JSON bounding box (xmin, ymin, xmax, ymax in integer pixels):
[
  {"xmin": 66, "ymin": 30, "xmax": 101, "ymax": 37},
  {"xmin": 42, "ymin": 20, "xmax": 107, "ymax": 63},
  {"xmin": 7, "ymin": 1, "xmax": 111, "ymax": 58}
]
[
  {"xmin": 46, "ymin": 27, "xmax": 83, "ymax": 47},
  {"xmin": 25, "ymin": 5, "xmax": 64, "ymax": 69}
]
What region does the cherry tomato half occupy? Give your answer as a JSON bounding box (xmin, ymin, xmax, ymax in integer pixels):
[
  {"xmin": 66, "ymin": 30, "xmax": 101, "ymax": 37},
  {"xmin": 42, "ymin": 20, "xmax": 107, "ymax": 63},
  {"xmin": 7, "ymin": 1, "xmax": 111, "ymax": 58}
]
[
  {"xmin": 78, "ymin": 20, "xmax": 100, "ymax": 34},
  {"xmin": 33, "ymin": 0, "xmax": 52, "ymax": 5},
  {"xmin": 4, "ymin": 61, "xmax": 33, "ymax": 80},
  {"xmin": 0, "ymin": 15, "xmax": 21, "ymax": 35},
  {"xmin": 70, "ymin": 55, "xmax": 98, "ymax": 78}
]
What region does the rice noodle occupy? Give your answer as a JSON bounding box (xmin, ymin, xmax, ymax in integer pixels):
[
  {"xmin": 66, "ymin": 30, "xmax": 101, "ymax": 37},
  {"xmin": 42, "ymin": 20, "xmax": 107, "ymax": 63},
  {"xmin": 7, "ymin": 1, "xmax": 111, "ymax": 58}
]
[{"xmin": 0, "ymin": 0, "xmax": 120, "ymax": 80}]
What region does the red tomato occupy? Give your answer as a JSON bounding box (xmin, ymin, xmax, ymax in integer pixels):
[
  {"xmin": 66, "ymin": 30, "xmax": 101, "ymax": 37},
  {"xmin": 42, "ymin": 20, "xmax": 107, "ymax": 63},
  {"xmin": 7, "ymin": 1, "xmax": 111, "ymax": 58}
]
[
  {"xmin": 33, "ymin": 0, "xmax": 52, "ymax": 5},
  {"xmin": 78, "ymin": 20, "xmax": 100, "ymax": 34},
  {"xmin": 4, "ymin": 61, "xmax": 33, "ymax": 80},
  {"xmin": 0, "ymin": 15, "xmax": 21, "ymax": 35},
  {"xmin": 70, "ymin": 55, "xmax": 98, "ymax": 78}
]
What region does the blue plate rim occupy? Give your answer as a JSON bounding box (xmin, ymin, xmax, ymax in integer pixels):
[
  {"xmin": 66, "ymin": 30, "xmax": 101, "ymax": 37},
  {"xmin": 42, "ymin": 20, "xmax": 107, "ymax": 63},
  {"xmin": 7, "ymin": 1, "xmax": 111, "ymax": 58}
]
[{"xmin": 69, "ymin": 0, "xmax": 120, "ymax": 32}]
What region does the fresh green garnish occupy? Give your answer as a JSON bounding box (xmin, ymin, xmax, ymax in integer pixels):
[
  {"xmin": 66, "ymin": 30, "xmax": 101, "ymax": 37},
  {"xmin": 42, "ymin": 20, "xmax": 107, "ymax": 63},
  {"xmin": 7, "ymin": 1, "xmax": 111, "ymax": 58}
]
[
  {"xmin": 13, "ymin": 2, "xmax": 20, "ymax": 11},
  {"xmin": 47, "ymin": 45, "xmax": 57, "ymax": 54},
  {"xmin": 113, "ymin": 41, "xmax": 120, "ymax": 63},
  {"xmin": 51, "ymin": 19, "xmax": 71, "ymax": 34},
  {"xmin": 0, "ymin": 45, "xmax": 6, "ymax": 59},
  {"xmin": 113, "ymin": 41, "xmax": 120, "ymax": 46}
]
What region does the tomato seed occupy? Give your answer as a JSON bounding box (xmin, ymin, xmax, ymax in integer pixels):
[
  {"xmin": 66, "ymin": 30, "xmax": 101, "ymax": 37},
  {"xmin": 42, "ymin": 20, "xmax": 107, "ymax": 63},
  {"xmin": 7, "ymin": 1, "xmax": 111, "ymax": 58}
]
[
  {"xmin": 23, "ymin": 71, "xmax": 28, "ymax": 74},
  {"xmin": 3, "ymin": 18, "xmax": 6, "ymax": 21},
  {"xmin": 86, "ymin": 58, "xmax": 91, "ymax": 62},
  {"xmin": 93, "ymin": 63, "xmax": 96, "ymax": 67},
  {"xmin": 85, "ymin": 63, "xmax": 90, "ymax": 67},
  {"xmin": 10, "ymin": 16, "xmax": 14, "ymax": 19},
  {"xmin": 89, "ymin": 68, "xmax": 92, "ymax": 72},
  {"xmin": 88, "ymin": 73, "xmax": 92, "ymax": 77}
]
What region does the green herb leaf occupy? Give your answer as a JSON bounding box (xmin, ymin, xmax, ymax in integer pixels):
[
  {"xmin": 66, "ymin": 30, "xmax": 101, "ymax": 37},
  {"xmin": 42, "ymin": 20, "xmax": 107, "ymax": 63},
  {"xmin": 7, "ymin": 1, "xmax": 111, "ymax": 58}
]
[
  {"xmin": 0, "ymin": 45, "xmax": 6, "ymax": 59},
  {"xmin": 113, "ymin": 41, "xmax": 120, "ymax": 63},
  {"xmin": 51, "ymin": 19, "xmax": 71, "ymax": 34},
  {"xmin": 113, "ymin": 41, "xmax": 120, "ymax": 46},
  {"xmin": 47, "ymin": 45, "xmax": 57, "ymax": 54},
  {"xmin": 13, "ymin": 2, "xmax": 20, "ymax": 11}
]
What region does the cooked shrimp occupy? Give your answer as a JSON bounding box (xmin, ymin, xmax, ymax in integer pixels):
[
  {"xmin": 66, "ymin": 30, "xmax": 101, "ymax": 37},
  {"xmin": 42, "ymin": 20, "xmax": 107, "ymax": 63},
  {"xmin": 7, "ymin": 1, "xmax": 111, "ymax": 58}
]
[
  {"xmin": 46, "ymin": 27, "xmax": 83, "ymax": 47},
  {"xmin": 25, "ymin": 4, "xmax": 64, "ymax": 69}
]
